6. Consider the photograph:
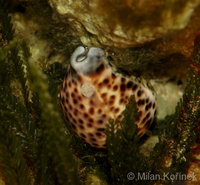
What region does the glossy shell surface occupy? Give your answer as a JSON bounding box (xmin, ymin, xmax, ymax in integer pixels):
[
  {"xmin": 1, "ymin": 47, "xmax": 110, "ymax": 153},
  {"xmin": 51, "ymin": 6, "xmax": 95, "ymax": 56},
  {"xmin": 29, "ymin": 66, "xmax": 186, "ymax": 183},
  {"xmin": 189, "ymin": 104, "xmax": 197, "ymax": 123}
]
[{"xmin": 60, "ymin": 46, "xmax": 157, "ymax": 148}]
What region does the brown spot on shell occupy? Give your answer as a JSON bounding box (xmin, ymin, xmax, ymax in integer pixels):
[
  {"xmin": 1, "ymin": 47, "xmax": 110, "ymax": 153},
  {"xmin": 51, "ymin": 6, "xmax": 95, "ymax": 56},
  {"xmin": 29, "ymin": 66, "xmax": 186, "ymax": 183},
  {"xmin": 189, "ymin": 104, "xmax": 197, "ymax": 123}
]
[
  {"xmin": 74, "ymin": 108, "xmax": 78, "ymax": 116},
  {"xmin": 102, "ymin": 114, "xmax": 106, "ymax": 118},
  {"xmin": 72, "ymin": 79, "xmax": 77, "ymax": 85},
  {"xmin": 89, "ymin": 107, "xmax": 95, "ymax": 114},
  {"xmin": 110, "ymin": 95, "xmax": 115, "ymax": 100},
  {"xmin": 80, "ymin": 104, "xmax": 85, "ymax": 109},
  {"xmin": 64, "ymin": 106, "xmax": 68, "ymax": 112},
  {"xmin": 73, "ymin": 99, "xmax": 78, "ymax": 104},
  {"xmin": 98, "ymin": 109, "xmax": 102, "ymax": 114},
  {"xmin": 69, "ymin": 104, "xmax": 73, "ymax": 110},
  {"xmin": 112, "ymin": 73, "xmax": 116, "ymax": 79},
  {"xmin": 101, "ymin": 93, "xmax": 107, "ymax": 99},
  {"xmin": 68, "ymin": 113, "xmax": 72, "ymax": 118},
  {"xmin": 146, "ymin": 112, "xmax": 150, "ymax": 119},
  {"xmin": 145, "ymin": 118, "xmax": 152, "ymax": 128},
  {"xmin": 71, "ymin": 124, "xmax": 76, "ymax": 130},
  {"xmin": 78, "ymin": 96, "xmax": 82, "ymax": 101},
  {"xmin": 90, "ymin": 138, "xmax": 96, "ymax": 142},
  {"xmin": 96, "ymin": 64, "xmax": 105, "ymax": 74},
  {"xmin": 114, "ymin": 108, "xmax": 120, "ymax": 113},
  {"xmin": 97, "ymin": 128, "xmax": 105, "ymax": 132},
  {"xmin": 90, "ymin": 100, "xmax": 94, "ymax": 106},
  {"xmin": 113, "ymin": 85, "xmax": 118, "ymax": 91},
  {"xmin": 65, "ymin": 99, "xmax": 69, "ymax": 104},
  {"xmin": 141, "ymin": 117, "xmax": 147, "ymax": 124},
  {"xmin": 145, "ymin": 102, "xmax": 152, "ymax": 111},
  {"xmin": 96, "ymin": 132, "xmax": 102, "ymax": 137},
  {"xmin": 137, "ymin": 90, "xmax": 143, "ymax": 97},
  {"xmin": 80, "ymin": 133, "xmax": 86, "ymax": 138},
  {"xmin": 109, "ymin": 96, "xmax": 115, "ymax": 105},
  {"xmin": 121, "ymin": 77, "xmax": 126, "ymax": 83},
  {"xmin": 89, "ymin": 118, "xmax": 94, "ymax": 123},
  {"xmin": 137, "ymin": 99, "xmax": 145, "ymax": 106},
  {"xmin": 72, "ymin": 118, "xmax": 77, "ymax": 123},
  {"xmin": 119, "ymin": 98, "xmax": 125, "ymax": 104},
  {"xmin": 98, "ymin": 82, "xmax": 103, "ymax": 88},
  {"xmin": 125, "ymin": 95, "xmax": 129, "ymax": 100},
  {"xmin": 132, "ymin": 84, "xmax": 138, "ymax": 91},
  {"xmin": 120, "ymin": 84, "xmax": 126, "ymax": 92},
  {"xmin": 88, "ymin": 133, "xmax": 94, "ymax": 137},
  {"xmin": 79, "ymin": 119, "xmax": 83, "ymax": 124},
  {"xmin": 71, "ymin": 93, "xmax": 75, "ymax": 98},
  {"xmin": 103, "ymin": 78, "xmax": 109, "ymax": 84},
  {"xmin": 127, "ymin": 81, "xmax": 134, "ymax": 89},
  {"xmin": 74, "ymin": 88, "xmax": 78, "ymax": 93},
  {"xmin": 73, "ymin": 80, "xmax": 77, "ymax": 86},
  {"xmin": 98, "ymin": 120, "xmax": 104, "ymax": 124},
  {"xmin": 109, "ymin": 100, "xmax": 114, "ymax": 105},
  {"xmin": 87, "ymin": 123, "xmax": 93, "ymax": 127},
  {"xmin": 84, "ymin": 113, "xmax": 89, "ymax": 118},
  {"xmin": 110, "ymin": 107, "xmax": 115, "ymax": 111}
]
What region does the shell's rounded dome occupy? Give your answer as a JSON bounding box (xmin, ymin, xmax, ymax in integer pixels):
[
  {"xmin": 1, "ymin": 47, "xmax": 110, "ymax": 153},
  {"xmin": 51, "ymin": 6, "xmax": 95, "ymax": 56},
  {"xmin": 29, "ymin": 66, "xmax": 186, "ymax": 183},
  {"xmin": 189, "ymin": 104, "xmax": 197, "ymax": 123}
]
[{"xmin": 60, "ymin": 46, "xmax": 157, "ymax": 148}]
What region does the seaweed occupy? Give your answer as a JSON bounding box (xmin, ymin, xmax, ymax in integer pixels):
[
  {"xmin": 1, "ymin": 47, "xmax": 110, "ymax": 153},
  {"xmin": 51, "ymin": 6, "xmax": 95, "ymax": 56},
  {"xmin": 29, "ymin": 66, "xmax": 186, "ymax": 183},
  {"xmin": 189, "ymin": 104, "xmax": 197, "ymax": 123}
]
[
  {"xmin": 0, "ymin": 1, "xmax": 81, "ymax": 184},
  {"xmin": 105, "ymin": 32, "xmax": 200, "ymax": 185},
  {"xmin": 28, "ymin": 58, "xmax": 80, "ymax": 185},
  {"xmin": 105, "ymin": 95, "xmax": 153, "ymax": 185},
  {"xmin": 0, "ymin": 111, "xmax": 32, "ymax": 185}
]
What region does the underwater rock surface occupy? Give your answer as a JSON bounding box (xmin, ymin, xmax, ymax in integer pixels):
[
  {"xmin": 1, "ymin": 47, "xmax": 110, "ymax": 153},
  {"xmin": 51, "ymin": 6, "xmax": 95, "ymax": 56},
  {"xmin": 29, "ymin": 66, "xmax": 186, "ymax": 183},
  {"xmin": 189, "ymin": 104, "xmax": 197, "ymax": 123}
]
[{"xmin": 49, "ymin": 0, "xmax": 200, "ymax": 48}]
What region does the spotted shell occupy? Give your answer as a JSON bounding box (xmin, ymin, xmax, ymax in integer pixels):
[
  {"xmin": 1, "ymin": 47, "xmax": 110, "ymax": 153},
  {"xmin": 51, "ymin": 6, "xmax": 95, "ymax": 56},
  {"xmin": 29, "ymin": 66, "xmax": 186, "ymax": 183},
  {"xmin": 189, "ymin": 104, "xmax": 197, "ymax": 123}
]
[{"xmin": 60, "ymin": 46, "xmax": 157, "ymax": 148}]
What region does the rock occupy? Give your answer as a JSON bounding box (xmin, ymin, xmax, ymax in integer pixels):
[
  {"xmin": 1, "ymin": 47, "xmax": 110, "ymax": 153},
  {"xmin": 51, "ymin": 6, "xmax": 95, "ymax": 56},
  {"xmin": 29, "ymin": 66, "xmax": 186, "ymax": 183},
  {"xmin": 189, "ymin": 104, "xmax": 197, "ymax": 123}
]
[{"xmin": 49, "ymin": 0, "xmax": 200, "ymax": 49}]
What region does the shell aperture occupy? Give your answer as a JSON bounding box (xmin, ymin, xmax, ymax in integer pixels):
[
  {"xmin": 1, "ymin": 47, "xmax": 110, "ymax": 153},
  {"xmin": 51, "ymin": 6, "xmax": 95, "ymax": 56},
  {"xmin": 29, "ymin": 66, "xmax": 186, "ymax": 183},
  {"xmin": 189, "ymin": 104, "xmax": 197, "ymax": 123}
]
[
  {"xmin": 60, "ymin": 46, "xmax": 157, "ymax": 148},
  {"xmin": 70, "ymin": 46, "xmax": 106, "ymax": 75}
]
